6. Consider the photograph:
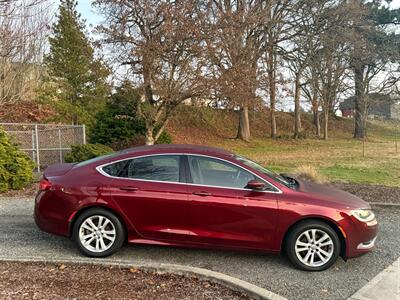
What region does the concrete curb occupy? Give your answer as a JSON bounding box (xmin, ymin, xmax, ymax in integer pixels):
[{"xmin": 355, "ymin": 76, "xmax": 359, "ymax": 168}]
[
  {"xmin": 347, "ymin": 257, "xmax": 400, "ymax": 300},
  {"xmin": 0, "ymin": 256, "xmax": 287, "ymax": 300}
]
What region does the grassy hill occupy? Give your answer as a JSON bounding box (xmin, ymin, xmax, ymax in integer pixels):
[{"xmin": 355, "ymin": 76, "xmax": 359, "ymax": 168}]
[{"xmin": 168, "ymin": 106, "xmax": 400, "ymax": 186}]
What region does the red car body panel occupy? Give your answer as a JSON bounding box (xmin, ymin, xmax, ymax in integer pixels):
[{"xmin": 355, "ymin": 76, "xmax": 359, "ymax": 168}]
[{"xmin": 34, "ymin": 144, "xmax": 377, "ymax": 259}]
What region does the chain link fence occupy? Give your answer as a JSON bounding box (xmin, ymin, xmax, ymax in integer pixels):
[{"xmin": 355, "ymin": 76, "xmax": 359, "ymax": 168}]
[{"xmin": 1, "ymin": 123, "xmax": 86, "ymax": 172}]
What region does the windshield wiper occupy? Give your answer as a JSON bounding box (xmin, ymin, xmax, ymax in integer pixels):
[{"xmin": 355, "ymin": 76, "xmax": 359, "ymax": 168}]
[{"xmin": 280, "ymin": 174, "xmax": 298, "ymax": 189}]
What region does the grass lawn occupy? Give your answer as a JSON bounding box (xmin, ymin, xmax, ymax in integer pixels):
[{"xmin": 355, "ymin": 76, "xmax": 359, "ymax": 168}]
[
  {"xmin": 170, "ymin": 109, "xmax": 399, "ymax": 187},
  {"xmin": 215, "ymin": 130, "xmax": 400, "ymax": 187}
]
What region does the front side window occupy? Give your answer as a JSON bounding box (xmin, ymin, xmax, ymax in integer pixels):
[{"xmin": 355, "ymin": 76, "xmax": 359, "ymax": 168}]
[
  {"xmin": 187, "ymin": 155, "xmax": 257, "ymax": 189},
  {"xmin": 234, "ymin": 155, "xmax": 291, "ymax": 187},
  {"xmin": 101, "ymin": 155, "xmax": 181, "ymax": 183}
]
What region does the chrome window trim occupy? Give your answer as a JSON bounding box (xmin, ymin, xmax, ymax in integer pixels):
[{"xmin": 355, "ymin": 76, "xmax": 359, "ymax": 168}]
[{"xmin": 95, "ymin": 152, "xmax": 283, "ymax": 194}]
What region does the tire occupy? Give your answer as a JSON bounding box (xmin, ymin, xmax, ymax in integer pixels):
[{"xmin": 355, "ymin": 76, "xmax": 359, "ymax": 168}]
[
  {"xmin": 286, "ymin": 220, "xmax": 340, "ymax": 271},
  {"xmin": 72, "ymin": 208, "xmax": 125, "ymax": 257}
]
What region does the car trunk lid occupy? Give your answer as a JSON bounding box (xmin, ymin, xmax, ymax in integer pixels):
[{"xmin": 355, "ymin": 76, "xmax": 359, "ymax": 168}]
[{"xmin": 44, "ymin": 163, "xmax": 75, "ymax": 177}]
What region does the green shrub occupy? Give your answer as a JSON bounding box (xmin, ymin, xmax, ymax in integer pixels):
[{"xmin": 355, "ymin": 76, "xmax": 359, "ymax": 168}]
[
  {"xmin": 89, "ymin": 82, "xmax": 172, "ymax": 149},
  {"xmin": 0, "ymin": 128, "xmax": 35, "ymax": 193},
  {"xmin": 156, "ymin": 130, "xmax": 173, "ymax": 144},
  {"xmin": 64, "ymin": 143, "xmax": 113, "ymax": 163},
  {"xmin": 89, "ymin": 82, "xmax": 145, "ymax": 148}
]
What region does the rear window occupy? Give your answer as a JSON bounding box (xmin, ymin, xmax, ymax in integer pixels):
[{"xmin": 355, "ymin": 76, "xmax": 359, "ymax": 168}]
[{"xmin": 75, "ymin": 152, "xmax": 120, "ymax": 167}]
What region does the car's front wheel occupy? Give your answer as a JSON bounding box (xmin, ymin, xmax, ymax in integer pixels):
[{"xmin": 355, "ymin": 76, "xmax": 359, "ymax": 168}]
[
  {"xmin": 286, "ymin": 220, "xmax": 340, "ymax": 271},
  {"xmin": 72, "ymin": 208, "xmax": 125, "ymax": 257}
]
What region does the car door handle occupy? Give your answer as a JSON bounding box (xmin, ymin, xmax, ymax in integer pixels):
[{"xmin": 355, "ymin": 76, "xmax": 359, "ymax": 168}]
[
  {"xmin": 119, "ymin": 187, "xmax": 139, "ymax": 192},
  {"xmin": 192, "ymin": 191, "xmax": 211, "ymax": 197}
]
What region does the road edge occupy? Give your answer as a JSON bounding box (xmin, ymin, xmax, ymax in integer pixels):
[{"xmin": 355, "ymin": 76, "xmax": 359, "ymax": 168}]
[
  {"xmin": 0, "ymin": 256, "xmax": 287, "ymax": 300},
  {"xmin": 369, "ymin": 202, "xmax": 400, "ymax": 207}
]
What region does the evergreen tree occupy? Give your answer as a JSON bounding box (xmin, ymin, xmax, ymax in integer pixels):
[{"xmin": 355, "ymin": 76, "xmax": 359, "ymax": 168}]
[
  {"xmin": 351, "ymin": 1, "xmax": 400, "ymax": 138},
  {"xmin": 89, "ymin": 82, "xmax": 144, "ymax": 148},
  {"xmin": 44, "ymin": 0, "xmax": 110, "ymax": 125},
  {"xmin": 89, "ymin": 81, "xmax": 172, "ymax": 149}
]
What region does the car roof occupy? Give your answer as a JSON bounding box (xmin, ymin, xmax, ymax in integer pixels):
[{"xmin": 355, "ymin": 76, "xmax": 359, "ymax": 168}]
[{"xmin": 121, "ymin": 144, "xmax": 234, "ymax": 158}]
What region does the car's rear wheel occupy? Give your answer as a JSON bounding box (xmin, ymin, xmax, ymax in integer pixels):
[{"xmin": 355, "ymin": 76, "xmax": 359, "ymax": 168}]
[
  {"xmin": 72, "ymin": 208, "xmax": 125, "ymax": 257},
  {"xmin": 286, "ymin": 220, "xmax": 340, "ymax": 271}
]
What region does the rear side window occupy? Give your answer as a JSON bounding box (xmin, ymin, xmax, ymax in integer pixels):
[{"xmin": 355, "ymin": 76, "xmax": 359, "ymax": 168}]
[
  {"xmin": 102, "ymin": 160, "xmax": 129, "ymax": 177},
  {"xmin": 101, "ymin": 155, "xmax": 181, "ymax": 183}
]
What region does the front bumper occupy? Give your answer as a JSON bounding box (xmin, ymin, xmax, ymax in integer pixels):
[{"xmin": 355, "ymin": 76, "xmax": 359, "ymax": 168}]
[{"xmin": 343, "ymin": 216, "xmax": 378, "ymax": 258}]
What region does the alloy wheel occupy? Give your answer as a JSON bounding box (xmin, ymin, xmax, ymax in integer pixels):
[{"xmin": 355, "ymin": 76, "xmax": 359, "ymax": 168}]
[
  {"xmin": 79, "ymin": 215, "xmax": 116, "ymax": 253},
  {"xmin": 294, "ymin": 229, "xmax": 334, "ymax": 267}
]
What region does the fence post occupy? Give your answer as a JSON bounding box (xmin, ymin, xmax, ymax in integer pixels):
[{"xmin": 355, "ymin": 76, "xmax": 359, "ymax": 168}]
[
  {"xmin": 34, "ymin": 124, "xmax": 40, "ymax": 172},
  {"xmin": 58, "ymin": 128, "xmax": 63, "ymax": 163},
  {"xmin": 82, "ymin": 124, "xmax": 86, "ymax": 144},
  {"xmin": 31, "ymin": 130, "xmax": 35, "ymax": 164}
]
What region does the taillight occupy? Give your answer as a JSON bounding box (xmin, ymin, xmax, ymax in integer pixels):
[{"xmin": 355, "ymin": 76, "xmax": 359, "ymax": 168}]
[{"xmin": 39, "ymin": 178, "xmax": 52, "ymax": 191}]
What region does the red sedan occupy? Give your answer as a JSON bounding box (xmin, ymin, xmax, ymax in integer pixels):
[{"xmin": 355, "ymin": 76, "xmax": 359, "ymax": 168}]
[{"xmin": 34, "ymin": 144, "xmax": 377, "ymax": 271}]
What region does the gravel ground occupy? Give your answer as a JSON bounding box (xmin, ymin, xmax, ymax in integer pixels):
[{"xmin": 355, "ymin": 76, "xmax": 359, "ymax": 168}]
[
  {"xmin": 0, "ymin": 197, "xmax": 399, "ymax": 300},
  {"xmin": 333, "ymin": 183, "xmax": 400, "ymax": 203},
  {"xmin": 0, "ymin": 262, "xmax": 251, "ymax": 300}
]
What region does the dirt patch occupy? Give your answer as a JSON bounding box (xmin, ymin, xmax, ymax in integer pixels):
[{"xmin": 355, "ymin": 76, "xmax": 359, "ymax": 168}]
[
  {"xmin": 0, "ymin": 182, "xmax": 38, "ymax": 198},
  {"xmin": 0, "ymin": 262, "xmax": 251, "ymax": 300},
  {"xmin": 333, "ymin": 183, "xmax": 400, "ymax": 204}
]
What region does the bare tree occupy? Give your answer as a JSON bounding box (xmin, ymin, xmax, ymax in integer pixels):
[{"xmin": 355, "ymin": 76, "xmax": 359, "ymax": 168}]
[
  {"xmin": 260, "ymin": 0, "xmax": 301, "ymax": 138},
  {"xmin": 288, "ymin": 0, "xmax": 333, "ymax": 138},
  {"xmin": 306, "ymin": 1, "xmax": 358, "ymax": 140},
  {"xmin": 95, "ymin": 0, "xmax": 207, "ymax": 145},
  {"xmin": 0, "ymin": 0, "xmax": 50, "ymax": 107},
  {"xmin": 202, "ymin": 0, "xmax": 267, "ymax": 142},
  {"xmin": 284, "ymin": 0, "xmax": 324, "ymax": 139}
]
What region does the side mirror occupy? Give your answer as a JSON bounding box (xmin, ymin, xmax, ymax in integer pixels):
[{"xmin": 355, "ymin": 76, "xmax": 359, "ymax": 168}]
[{"xmin": 246, "ymin": 180, "xmax": 266, "ymax": 190}]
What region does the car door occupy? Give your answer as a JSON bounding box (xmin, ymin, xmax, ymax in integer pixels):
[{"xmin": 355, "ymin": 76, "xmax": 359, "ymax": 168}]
[
  {"xmin": 103, "ymin": 154, "xmax": 192, "ymax": 242},
  {"xmin": 184, "ymin": 155, "xmax": 279, "ymax": 250}
]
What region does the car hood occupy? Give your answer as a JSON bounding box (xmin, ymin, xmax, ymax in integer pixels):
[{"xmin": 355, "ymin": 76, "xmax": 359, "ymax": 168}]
[{"xmin": 295, "ymin": 179, "xmax": 370, "ymax": 209}]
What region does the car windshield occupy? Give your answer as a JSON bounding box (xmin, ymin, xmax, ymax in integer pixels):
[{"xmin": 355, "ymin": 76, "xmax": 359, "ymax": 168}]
[{"xmin": 234, "ymin": 155, "xmax": 292, "ymax": 187}]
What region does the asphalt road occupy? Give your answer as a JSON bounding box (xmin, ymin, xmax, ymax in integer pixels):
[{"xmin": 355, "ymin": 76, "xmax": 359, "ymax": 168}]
[{"xmin": 1, "ymin": 197, "xmax": 399, "ymax": 300}]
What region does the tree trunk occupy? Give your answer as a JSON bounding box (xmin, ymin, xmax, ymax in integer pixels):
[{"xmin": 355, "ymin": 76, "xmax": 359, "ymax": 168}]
[
  {"xmin": 153, "ymin": 119, "xmax": 169, "ymax": 143},
  {"xmin": 313, "ymin": 108, "xmax": 321, "ymax": 137},
  {"xmin": 354, "ymin": 64, "xmax": 366, "ymax": 138},
  {"xmin": 145, "ymin": 125, "xmax": 155, "ymax": 145},
  {"xmin": 266, "ymin": 43, "xmax": 277, "ymax": 138},
  {"xmin": 293, "ymin": 71, "xmax": 302, "ymax": 139},
  {"xmin": 323, "ymin": 108, "xmax": 329, "ymax": 140},
  {"xmin": 267, "ymin": 54, "xmax": 277, "ymax": 138},
  {"xmin": 237, "ymin": 106, "xmax": 251, "ymax": 142}
]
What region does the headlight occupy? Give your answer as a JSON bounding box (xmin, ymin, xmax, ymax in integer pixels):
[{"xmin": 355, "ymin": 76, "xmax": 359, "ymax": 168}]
[{"xmin": 351, "ymin": 209, "xmax": 375, "ymax": 223}]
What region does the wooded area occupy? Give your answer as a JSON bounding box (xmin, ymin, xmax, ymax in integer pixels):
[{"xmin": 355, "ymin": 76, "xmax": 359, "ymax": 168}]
[{"xmin": 1, "ymin": 0, "xmax": 399, "ymax": 145}]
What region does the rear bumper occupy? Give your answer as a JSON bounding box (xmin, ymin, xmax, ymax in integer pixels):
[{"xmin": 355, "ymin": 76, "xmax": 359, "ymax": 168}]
[{"xmin": 34, "ymin": 191, "xmax": 71, "ymax": 237}]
